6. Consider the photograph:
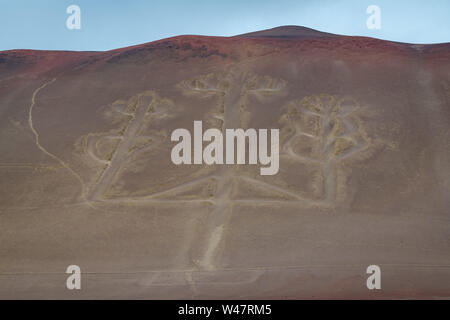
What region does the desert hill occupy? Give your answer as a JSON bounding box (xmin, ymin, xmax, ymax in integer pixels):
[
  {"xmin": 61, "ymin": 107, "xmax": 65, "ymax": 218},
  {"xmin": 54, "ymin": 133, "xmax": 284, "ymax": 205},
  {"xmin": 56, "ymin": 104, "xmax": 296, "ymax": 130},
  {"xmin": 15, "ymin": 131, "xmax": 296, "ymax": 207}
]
[
  {"xmin": 0, "ymin": 26, "xmax": 449, "ymax": 299},
  {"xmin": 236, "ymin": 25, "xmax": 339, "ymax": 38}
]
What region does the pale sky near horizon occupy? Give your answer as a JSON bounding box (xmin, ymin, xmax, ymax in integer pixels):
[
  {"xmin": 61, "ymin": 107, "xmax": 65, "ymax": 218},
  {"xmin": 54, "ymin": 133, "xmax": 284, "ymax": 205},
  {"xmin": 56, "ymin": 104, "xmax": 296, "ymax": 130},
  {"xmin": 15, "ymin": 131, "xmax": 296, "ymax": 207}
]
[{"xmin": 1, "ymin": 0, "xmax": 449, "ymax": 51}]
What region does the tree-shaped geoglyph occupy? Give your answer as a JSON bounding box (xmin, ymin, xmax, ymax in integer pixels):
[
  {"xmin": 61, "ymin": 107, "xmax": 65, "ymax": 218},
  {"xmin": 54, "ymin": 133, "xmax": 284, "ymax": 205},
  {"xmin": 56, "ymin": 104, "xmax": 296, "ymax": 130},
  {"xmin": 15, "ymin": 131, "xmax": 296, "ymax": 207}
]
[
  {"xmin": 279, "ymin": 94, "xmax": 370, "ymax": 204},
  {"xmin": 84, "ymin": 91, "xmax": 174, "ymax": 200},
  {"xmin": 177, "ymin": 71, "xmax": 287, "ymax": 270}
]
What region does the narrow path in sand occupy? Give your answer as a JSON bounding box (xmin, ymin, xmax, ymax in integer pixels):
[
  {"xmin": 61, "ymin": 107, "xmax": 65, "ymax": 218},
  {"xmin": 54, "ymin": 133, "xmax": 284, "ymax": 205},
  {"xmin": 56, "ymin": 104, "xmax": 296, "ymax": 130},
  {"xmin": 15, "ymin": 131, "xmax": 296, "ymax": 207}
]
[{"xmin": 28, "ymin": 78, "xmax": 87, "ymax": 201}]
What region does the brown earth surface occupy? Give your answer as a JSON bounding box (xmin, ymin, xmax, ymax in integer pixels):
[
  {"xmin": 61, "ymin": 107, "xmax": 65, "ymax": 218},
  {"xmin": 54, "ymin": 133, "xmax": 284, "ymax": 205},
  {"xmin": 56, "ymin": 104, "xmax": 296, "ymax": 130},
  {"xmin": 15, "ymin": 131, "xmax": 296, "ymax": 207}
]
[{"xmin": 0, "ymin": 26, "xmax": 449, "ymax": 299}]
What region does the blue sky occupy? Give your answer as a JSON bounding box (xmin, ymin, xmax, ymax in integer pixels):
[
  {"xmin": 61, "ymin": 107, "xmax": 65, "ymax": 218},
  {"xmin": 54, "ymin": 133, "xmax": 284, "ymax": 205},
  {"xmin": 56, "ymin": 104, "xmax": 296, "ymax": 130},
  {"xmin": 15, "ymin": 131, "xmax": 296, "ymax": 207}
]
[{"xmin": 1, "ymin": 0, "xmax": 449, "ymax": 51}]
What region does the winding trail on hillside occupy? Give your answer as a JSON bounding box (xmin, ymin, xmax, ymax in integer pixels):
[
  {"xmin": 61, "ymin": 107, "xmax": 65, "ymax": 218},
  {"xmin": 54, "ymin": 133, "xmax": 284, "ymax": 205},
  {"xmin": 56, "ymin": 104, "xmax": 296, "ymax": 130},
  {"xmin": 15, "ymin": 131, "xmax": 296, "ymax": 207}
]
[{"xmin": 28, "ymin": 78, "xmax": 88, "ymax": 202}]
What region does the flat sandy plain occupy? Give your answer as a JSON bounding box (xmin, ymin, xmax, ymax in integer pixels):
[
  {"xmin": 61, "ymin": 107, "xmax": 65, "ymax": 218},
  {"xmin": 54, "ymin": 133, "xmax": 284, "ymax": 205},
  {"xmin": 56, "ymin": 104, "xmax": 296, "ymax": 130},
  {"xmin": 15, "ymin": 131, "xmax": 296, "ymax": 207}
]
[{"xmin": 0, "ymin": 26, "xmax": 449, "ymax": 299}]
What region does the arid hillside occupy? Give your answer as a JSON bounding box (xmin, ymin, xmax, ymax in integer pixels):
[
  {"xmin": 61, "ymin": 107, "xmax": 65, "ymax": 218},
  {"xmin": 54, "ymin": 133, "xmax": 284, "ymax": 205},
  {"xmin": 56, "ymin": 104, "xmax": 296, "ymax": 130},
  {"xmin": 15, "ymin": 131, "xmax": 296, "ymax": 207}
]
[{"xmin": 0, "ymin": 26, "xmax": 449, "ymax": 299}]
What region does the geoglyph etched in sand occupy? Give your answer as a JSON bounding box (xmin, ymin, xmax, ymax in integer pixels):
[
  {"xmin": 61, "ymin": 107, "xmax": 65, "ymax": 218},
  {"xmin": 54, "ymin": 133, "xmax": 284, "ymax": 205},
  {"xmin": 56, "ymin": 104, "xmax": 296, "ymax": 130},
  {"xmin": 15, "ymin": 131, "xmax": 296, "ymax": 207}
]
[
  {"xmin": 177, "ymin": 70, "xmax": 288, "ymax": 270},
  {"xmin": 278, "ymin": 94, "xmax": 372, "ymax": 205},
  {"xmin": 28, "ymin": 72, "xmax": 376, "ymax": 272},
  {"xmin": 75, "ymin": 71, "xmax": 376, "ymax": 270},
  {"xmin": 81, "ymin": 91, "xmax": 175, "ymax": 201}
]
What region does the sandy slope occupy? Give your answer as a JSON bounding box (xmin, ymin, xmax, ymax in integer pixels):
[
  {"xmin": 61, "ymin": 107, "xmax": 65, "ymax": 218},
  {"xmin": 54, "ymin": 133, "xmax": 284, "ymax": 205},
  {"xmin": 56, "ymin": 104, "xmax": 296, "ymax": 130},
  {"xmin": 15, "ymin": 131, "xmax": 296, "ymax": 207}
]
[{"xmin": 0, "ymin": 26, "xmax": 449, "ymax": 299}]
